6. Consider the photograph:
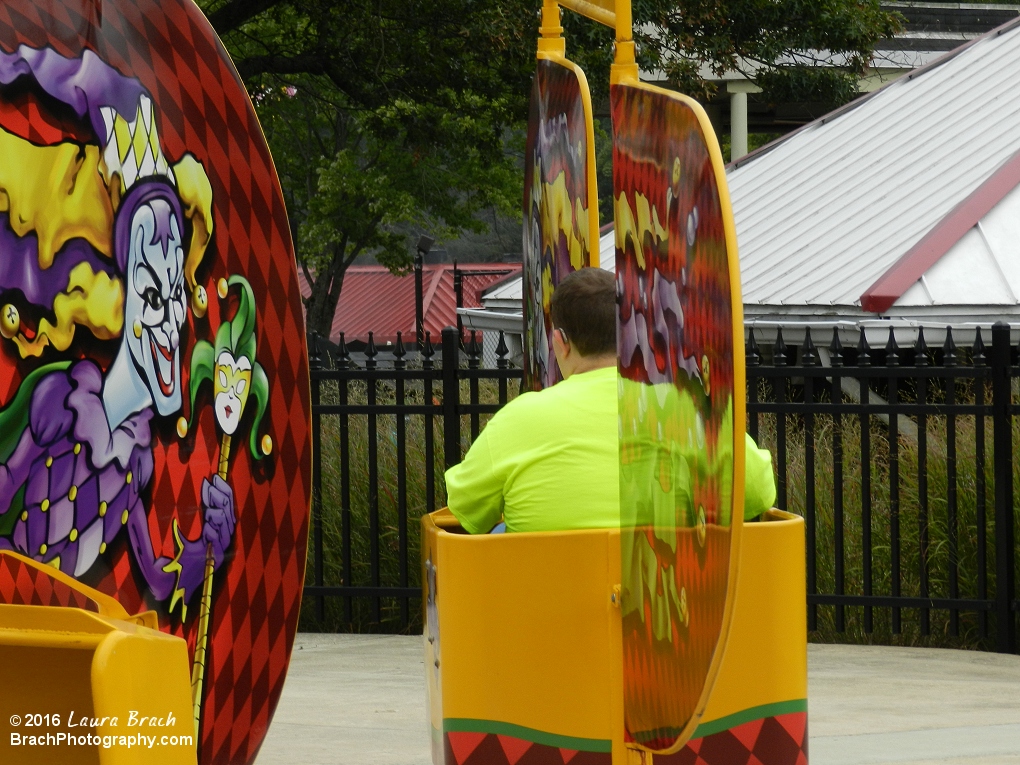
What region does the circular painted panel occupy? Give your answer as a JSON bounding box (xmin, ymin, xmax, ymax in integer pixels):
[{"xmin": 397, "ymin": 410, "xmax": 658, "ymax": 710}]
[{"xmin": 0, "ymin": 2, "xmax": 311, "ymax": 763}]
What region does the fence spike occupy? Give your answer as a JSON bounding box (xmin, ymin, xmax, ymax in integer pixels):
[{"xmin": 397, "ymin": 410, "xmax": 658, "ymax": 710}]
[
  {"xmin": 943, "ymin": 327, "xmax": 957, "ymax": 366},
  {"xmin": 495, "ymin": 331, "xmax": 509, "ymax": 369},
  {"xmin": 746, "ymin": 330, "xmax": 761, "ymax": 366},
  {"xmin": 423, "ymin": 331, "xmax": 436, "ymax": 368},
  {"xmin": 857, "ymin": 330, "xmax": 871, "ymax": 366},
  {"xmin": 337, "ymin": 332, "xmax": 351, "ymax": 369},
  {"xmin": 468, "ymin": 330, "xmax": 482, "ymax": 369},
  {"xmin": 885, "ymin": 327, "xmax": 899, "ymax": 366},
  {"xmin": 394, "ymin": 332, "xmax": 406, "ymax": 368},
  {"xmin": 801, "ymin": 331, "xmax": 818, "ymax": 366},
  {"xmin": 774, "ymin": 328, "xmax": 787, "ymax": 367},
  {"xmin": 915, "ymin": 327, "xmax": 929, "ymax": 366},
  {"xmin": 973, "ymin": 328, "xmax": 986, "ymax": 365},
  {"xmin": 366, "ymin": 331, "xmax": 378, "ymax": 368},
  {"xmin": 829, "ymin": 327, "xmax": 843, "ymax": 367}
]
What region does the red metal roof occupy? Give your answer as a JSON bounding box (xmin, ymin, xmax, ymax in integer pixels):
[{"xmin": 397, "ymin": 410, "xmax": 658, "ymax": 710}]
[{"xmin": 298, "ymin": 263, "xmax": 521, "ymax": 345}]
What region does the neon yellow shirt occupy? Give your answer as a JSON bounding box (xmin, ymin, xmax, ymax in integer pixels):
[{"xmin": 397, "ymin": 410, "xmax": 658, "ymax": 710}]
[{"xmin": 445, "ymin": 365, "xmax": 776, "ymax": 533}]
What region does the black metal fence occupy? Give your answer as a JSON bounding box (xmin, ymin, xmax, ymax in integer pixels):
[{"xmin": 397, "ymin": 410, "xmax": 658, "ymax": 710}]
[
  {"xmin": 303, "ymin": 322, "xmax": 1018, "ymax": 653},
  {"xmin": 747, "ymin": 322, "xmax": 1017, "ymax": 654},
  {"xmin": 304, "ymin": 326, "xmax": 520, "ymax": 631}
]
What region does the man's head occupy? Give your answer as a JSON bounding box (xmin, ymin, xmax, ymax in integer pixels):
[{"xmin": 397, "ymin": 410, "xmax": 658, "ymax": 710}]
[{"xmin": 550, "ymin": 267, "xmax": 617, "ymax": 378}]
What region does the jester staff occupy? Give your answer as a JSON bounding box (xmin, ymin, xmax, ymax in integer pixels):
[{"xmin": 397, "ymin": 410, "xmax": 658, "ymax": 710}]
[{"xmin": 179, "ymin": 274, "xmax": 272, "ymax": 736}]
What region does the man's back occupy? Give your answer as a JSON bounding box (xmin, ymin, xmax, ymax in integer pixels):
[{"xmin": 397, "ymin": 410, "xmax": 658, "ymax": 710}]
[{"xmin": 445, "ymin": 365, "xmax": 618, "ymax": 534}]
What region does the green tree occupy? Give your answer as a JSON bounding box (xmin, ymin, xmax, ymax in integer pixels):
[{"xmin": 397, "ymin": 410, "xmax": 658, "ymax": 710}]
[
  {"xmin": 198, "ymin": 0, "xmax": 533, "ymax": 336},
  {"xmin": 199, "ymin": 0, "xmax": 900, "ymax": 336},
  {"xmin": 562, "ymin": 0, "xmax": 902, "ymax": 104}
]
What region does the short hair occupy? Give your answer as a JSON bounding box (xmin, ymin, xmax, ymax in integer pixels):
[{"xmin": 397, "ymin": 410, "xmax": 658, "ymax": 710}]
[{"xmin": 550, "ymin": 267, "xmax": 616, "ymax": 357}]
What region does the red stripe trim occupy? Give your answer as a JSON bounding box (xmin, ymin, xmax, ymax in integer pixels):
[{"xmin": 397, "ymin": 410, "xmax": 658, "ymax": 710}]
[{"xmin": 861, "ymin": 149, "xmax": 1020, "ymax": 313}]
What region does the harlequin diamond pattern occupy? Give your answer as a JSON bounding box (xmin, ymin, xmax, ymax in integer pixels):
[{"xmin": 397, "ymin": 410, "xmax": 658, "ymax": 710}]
[
  {"xmin": 445, "ymin": 732, "xmax": 612, "ymax": 765},
  {"xmin": 653, "ymin": 713, "xmax": 808, "ymax": 765},
  {"xmin": 442, "ymin": 713, "xmax": 806, "ymax": 765},
  {"xmin": 0, "ymin": 553, "xmax": 100, "ymax": 612},
  {"xmin": 0, "ymin": 3, "xmax": 311, "ymax": 765}
]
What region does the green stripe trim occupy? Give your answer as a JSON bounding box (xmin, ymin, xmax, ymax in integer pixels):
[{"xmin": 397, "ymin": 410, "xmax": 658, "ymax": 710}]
[
  {"xmin": 443, "ymin": 719, "xmax": 612, "ymax": 753},
  {"xmin": 692, "ymin": 699, "xmax": 808, "ymax": 740}
]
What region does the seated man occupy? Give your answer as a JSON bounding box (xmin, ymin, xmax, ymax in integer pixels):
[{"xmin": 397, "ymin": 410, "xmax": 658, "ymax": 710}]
[{"xmin": 445, "ymin": 267, "xmax": 775, "ymax": 534}]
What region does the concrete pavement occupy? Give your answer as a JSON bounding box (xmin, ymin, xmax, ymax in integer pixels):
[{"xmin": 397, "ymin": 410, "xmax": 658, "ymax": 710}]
[{"xmin": 256, "ymin": 635, "xmax": 1020, "ymax": 765}]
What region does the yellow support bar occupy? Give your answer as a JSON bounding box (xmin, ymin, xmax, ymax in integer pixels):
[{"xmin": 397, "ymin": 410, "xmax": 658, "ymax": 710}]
[
  {"xmin": 546, "ymin": 0, "xmax": 638, "ymax": 83},
  {"xmin": 558, "ymin": 0, "xmax": 616, "ymax": 29}
]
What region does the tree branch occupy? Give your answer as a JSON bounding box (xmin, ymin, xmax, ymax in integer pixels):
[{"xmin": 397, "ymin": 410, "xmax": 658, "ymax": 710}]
[
  {"xmin": 233, "ymin": 54, "xmax": 329, "ymax": 80},
  {"xmin": 206, "ymin": 0, "xmax": 280, "ymax": 36}
]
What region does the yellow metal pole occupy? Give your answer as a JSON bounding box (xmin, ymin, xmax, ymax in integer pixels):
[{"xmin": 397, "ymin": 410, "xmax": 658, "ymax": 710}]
[
  {"xmin": 191, "ymin": 432, "xmax": 231, "ymax": 737},
  {"xmin": 610, "ymin": 0, "xmax": 637, "ymax": 84},
  {"xmin": 538, "ymin": 0, "xmax": 566, "ymax": 57},
  {"xmin": 558, "ymin": 0, "xmax": 617, "ymax": 29}
]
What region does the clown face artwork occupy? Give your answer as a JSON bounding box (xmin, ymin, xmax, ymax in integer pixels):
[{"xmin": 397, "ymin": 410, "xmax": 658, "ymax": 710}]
[
  {"xmin": 0, "ymin": 44, "xmax": 225, "ymax": 602},
  {"xmin": 0, "ymin": 2, "xmax": 312, "ymax": 762},
  {"xmin": 126, "ymin": 193, "xmax": 187, "ymax": 414},
  {"xmin": 214, "ymin": 351, "xmax": 251, "ymax": 436},
  {"xmin": 108, "ymin": 182, "xmax": 189, "ymax": 427}
]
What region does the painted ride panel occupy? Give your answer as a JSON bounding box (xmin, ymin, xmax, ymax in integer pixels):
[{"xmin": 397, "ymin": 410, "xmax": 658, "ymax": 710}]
[
  {"xmin": 522, "ymin": 52, "xmax": 599, "ymax": 390},
  {"xmin": 612, "ymin": 79, "xmax": 745, "ymax": 754},
  {"xmin": 422, "ymin": 508, "xmax": 807, "ymax": 765},
  {"xmin": 0, "ymin": 2, "xmax": 311, "ymax": 763}
]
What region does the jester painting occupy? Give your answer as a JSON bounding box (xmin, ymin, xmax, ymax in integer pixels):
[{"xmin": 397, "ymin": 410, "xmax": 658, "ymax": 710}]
[
  {"xmin": 0, "ymin": 1, "xmax": 313, "ymax": 759},
  {"xmin": 0, "ymin": 44, "xmax": 241, "ymax": 612}
]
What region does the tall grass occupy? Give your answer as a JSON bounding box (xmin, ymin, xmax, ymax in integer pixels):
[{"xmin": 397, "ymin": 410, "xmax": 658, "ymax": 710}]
[
  {"xmin": 299, "ymin": 370, "xmax": 515, "ymax": 633},
  {"xmin": 754, "ymin": 389, "xmax": 1020, "ymax": 651}
]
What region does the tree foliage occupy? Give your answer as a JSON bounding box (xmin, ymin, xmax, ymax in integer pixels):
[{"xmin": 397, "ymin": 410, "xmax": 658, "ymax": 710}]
[
  {"xmin": 562, "ymin": 0, "xmax": 901, "ymax": 103},
  {"xmin": 198, "ymin": 0, "xmax": 533, "ymax": 336},
  {"xmin": 199, "ymin": 0, "xmax": 900, "ymax": 336}
]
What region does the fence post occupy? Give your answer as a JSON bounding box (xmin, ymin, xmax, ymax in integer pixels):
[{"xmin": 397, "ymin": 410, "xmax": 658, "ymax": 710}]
[
  {"xmin": 309, "ymin": 332, "xmax": 325, "ymax": 622},
  {"xmin": 442, "ymin": 326, "xmax": 461, "ymax": 470},
  {"xmin": 990, "ymin": 322, "xmax": 1016, "ymax": 653}
]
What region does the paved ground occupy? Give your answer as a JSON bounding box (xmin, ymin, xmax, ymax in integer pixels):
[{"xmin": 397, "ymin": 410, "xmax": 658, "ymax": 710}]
[{"xmin": 256, "ymin": 635, "xmax": 1020, "ymax": 765}]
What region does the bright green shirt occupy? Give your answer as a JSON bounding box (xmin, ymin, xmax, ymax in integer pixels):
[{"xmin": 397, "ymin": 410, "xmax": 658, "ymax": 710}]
[
  {"xmin": 446, "ymin": 366, "xmax": 620, "ymax": 534},
  {"xmin": 445, "ymin": 365, "xmax": 776, "ymax": 533}
]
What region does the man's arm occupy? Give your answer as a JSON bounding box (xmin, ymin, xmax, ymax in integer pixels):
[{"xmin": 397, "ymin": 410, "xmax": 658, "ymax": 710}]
[
  {"xmin": 743, "ymin": 432, "xmax": 777, "ymax": 520},
  {"xmin": 443, "ymin": 420, "xmax": 507, "ymax": 534}
]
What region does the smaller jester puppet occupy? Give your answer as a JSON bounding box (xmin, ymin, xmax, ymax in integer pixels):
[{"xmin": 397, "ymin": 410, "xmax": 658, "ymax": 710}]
[
  {"xmin": 0, "ymin": 46, "xmax": 233, "ymax": 618},
  {"xmin": 183, "ymin": 274, "xmax": 271, "ymax": 486},
  {"xmin": 178, "ymin": 273, "xmax": 270, "ymax": 731}
]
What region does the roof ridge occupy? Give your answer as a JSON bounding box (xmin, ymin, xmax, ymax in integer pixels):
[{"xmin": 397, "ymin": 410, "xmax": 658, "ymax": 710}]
[
  {"xmin": 727, "ymin": 13, "xmax": 1020, "ymax": 171},
  {"xmin": 861, "ymin": 147, "xmax": 1020, "ymax": 312}
]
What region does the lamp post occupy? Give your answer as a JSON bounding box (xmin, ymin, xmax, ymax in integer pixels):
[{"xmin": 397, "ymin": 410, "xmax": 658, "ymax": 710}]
[
  {"xmin": 415, "ymin": 235, "xmax": 434, "ymax": 352},
  {"xmin": 453, "ymin": 259, "xmax": 464, "ymax": 342}
]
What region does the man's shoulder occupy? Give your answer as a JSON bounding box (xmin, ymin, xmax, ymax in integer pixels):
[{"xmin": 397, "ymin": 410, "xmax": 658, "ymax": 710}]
[{"xmin": 492, "ymin": 370, "xmax": 614, "ymax": 428}]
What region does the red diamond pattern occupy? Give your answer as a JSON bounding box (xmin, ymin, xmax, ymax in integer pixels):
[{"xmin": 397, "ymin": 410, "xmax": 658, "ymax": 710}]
[
  {"xmin": 0, "ymin": 3, "xmax": 311, "ymax": 765},
  {"xmin": 0, "ymin": 553, "xmax": 100, "ymax": 612},
  {"xmin": 440, "ymin": 713, "xmax": 807, "ymax": 765},
  {"xmin": 653, "ymin": 712, "xmax": 808, "ymax": 765}
]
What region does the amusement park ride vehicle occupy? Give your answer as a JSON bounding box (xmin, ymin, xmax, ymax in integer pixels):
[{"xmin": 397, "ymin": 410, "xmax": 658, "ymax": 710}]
[
  {"xmin": 0, "ymin": 0, "xmax": 806, "ymax": 763},
  {"xmin": 421, "ymin": 2, "xmax": 808, "ymax": 764}
]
